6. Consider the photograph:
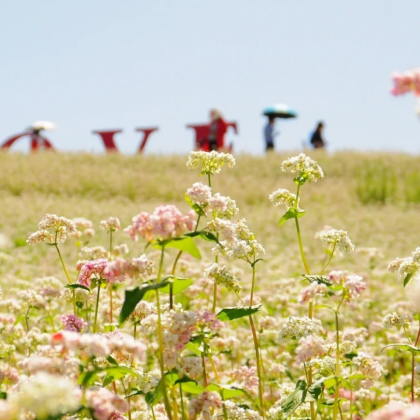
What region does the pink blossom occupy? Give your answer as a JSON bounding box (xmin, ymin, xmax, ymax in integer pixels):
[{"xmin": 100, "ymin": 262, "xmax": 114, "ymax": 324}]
[
  {"xmin": 77, "ymin": 258, "xmax": 111, "ymax": 287},
  {"xmin": 85, "ymin": 387, "xmax": 129, "ymax": 420},
  {"xmin": 61, "ymin": 314, "xmax": 87, "ymax": 333},
  {"xmin": 368, "ymin": 402, "xmax": 420, "ymax": 420},
  {"xmin": 232, "ymin": 366, "xmax": 259, "ymax": 389},
  {"xmin": 104, "ymin": 255, "xmax": 154, "ymax": 283},
  {"xmin": 125, "ymin": 205, "xmax": 196, "ymax": 242}
]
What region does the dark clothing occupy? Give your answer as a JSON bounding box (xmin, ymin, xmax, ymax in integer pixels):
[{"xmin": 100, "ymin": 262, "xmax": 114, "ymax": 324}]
[{"xmin": 310, "ymin": 130, "xmax": 325, "ymax": 149}]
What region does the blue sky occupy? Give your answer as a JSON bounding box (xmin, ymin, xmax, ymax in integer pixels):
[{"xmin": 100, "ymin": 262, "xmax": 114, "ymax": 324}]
[{"xmin": 2, "ymin": 0, "xmax": 420, "ymax": 154}]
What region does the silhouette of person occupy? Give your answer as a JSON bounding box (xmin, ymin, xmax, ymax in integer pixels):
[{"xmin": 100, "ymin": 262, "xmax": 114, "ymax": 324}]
[
  {"xmin": 208, "ymin": 109, "xmax": 228, "ymax": 151},
  {"xmin": 310, "ymin": 121, "xmax": 326, "ymax": 149},
  {"xmin": 264, "ymin": 116, "xmax": 277, "ymax": 152}
]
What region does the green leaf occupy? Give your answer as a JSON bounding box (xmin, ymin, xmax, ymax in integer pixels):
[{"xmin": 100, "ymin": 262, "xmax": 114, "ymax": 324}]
[
  {"xmin": 155, "ymin": 237, "xmax": 201, "ymax": 259},
  {"xmin": 146, "ymin": 380, "xmax": 163, "ymax": 406},
  {"xmin": 206, "ymin": 383, "xmax": 253, "ymax": 401},
  {"xmin": 0, "ymin": 392, "xmax": 6, "ymax": 400},
  {"xmin": 306, "ymin": 379, "xmax": 325, "ymax": 401},
  {"xmin": 278, "ymin": 208, "xmax": 305, "ymax": 227},
  {"xmin": 78, "ymin": 370, "xmax": 98, "ymax": 386},
  {"xmin": 66, "ymin": 283, "xmax": 90, "ymax": 292},
  {"xmin": 302, "ymin": 275, "xmax": 332, "ymax": 286},
  {"xmin": 126, "ymin": 389, "xmax": 145, "ymax": 398},
  {"xmin": 160, "ymin": 277, "xmax": 193, "ymax": 295},
  {"xmin": 280, "ymin": 380, "xmax": 307, "ymax": 418},
  {"xmin": 175, "ymin": 377, "xmax": 205, "ymax": 394},
  {"xmin": 119, "ymin": 282, "xmax": 169, "ymax": 325},
  {"xmin": 404, "ymin": 272, "xmax": 414, "ymax": 287},
  {"xmin": 104, "ymin": 366, "xmax": 139, "ymax": 378},
  {"xmin": 185, "ymin": 231, "xmax": 220, "ymax": 244},
  {"xmin": 216, "ymin": 305, "xmax": 261, "ymax": 322},
  {"xmin": 185, "ymin": 342, "xmax": 203, "ymax": 355},
  {"xmin": 323, "ymin": 376, "xmax": 337, "ymax": 389},
  {"xmin": 382, "ymin": 343, "xmax": 420, "ymax": 354},
  {"xmin": 251, "ymin": 259, "xmax": 266, "ymax": 268}
]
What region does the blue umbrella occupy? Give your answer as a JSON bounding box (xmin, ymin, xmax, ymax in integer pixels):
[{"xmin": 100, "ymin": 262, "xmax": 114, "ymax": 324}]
[{"xmin": 263, "ymin": 104, "xmax": 298, "ymax": 119}]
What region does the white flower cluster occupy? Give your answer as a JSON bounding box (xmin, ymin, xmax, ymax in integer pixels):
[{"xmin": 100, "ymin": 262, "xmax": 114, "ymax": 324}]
[
  {"xmin": 353, "ymin": 352, "xmax": 384, "ymax": 380},
  {"xmin": 27, "ymin": 213, "xmax": 76, "ymax": 245},
  {"xmin": 70, "ymin": 217, "xmax": 95, "ymax": 240},
  {"xmin": 81, "ymin": 245, "xmax": 108, "ymax": 260},
  {"xmin": 328, "ymin": 271, "xmax": 367, "ymax": 300},
  {"xmin": 186, "ymin": 182, "xmax": 239, "ymax": 219},
  {"xmin": 134, "ymin": 369, "xmax": 161, "ymax": 394},
  {"xmin": 15, "ymin": 372, "xmax": 80, "ymax": 420},
  {"xmin": 316, "ymin": 226, "xmax": 355, "ymax": 253},
  {"xmin": 382, "ymin": 312, "xmax": 410, "ymax": 330},
  {"xmin": 100, "ymin": 217, "xmax": 121, "ymax": 232},
  {"xmin": 388, "ymin": 247, "xmax": 420, "ymax": 277},
  {"xmin": 223, "ymin": 400, "xmax": 262, "ymax": 420},
  {"xmin": 204, "ymin": 263, "xmax": 242, "ymax": 293},
  {"xmin": 209, "ymin": 218, "xmax": 265, "ymax": 261},
  {"xmin": 268, "ymin": 188, "xmax": 299, "ymax": 208},
  {"xmin": 281, "ymin": 153, "xmax": 324, "ymax": 183},
  {"xmin": 51, "ymin": 330, "xmax": 146, "ymax": 360},
  {"xmin": 186, "ymin": 151, "xmax": 236, "ymax": 175},
  {"xmin": 278, "ymin": 316, "xmax": 324, "ymax": 343}
]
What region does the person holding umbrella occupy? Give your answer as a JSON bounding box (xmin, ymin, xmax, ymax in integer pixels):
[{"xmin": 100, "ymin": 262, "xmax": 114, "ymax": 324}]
[
  {"xmin": 264, "ymin": 116, "xmax": 277, "ymax": 152},
  {"xmin": 262, "ymin": 104, "xmax": 297, "ymax": 153}
]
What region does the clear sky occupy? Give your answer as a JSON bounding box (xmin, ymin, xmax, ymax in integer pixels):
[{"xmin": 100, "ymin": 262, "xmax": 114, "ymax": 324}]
[{"xmin": 2, "ymin": 0, "xmax": 420, "ymax": 155}]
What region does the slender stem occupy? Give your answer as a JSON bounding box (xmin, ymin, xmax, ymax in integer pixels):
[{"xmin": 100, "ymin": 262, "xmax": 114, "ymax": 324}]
[
  {"xmin": 170, "ymin": 250, "xmax": 183, "ymax": 310},
  {"xmin": 249, "ymin": 315, "xmax": 264, "ymax": 417},
  {"xmin": 155, "ymin": 247, "xmax": 173, "ymax": 420},
  {"xmin": 320, "ymin": 243, "xmax": 336, "ymax": 275},
  {"xmin": 110, "ymin": 230, "xmax": 113, "ymax": 254},
  {"xmin": 332, "ymin": 301, "xmax": 343, "ymax": 420},
  {"xmin": 201, "ymin": 353, "xmax": 208, "ymax": 387},
  {"xmin": 250, "ymin": 262, "xmax": 256, "ymax": 306},
  {"xmin": 171, "ymin": 385, "xmax": 179, "ymax": 420},
  {"xmin": 24, "ymin": 306, "xmax": 31, "ymax": 332},
  {"xmin": 207, "ymin": 173, "xmax": 212, "ymax": 188},
  {"xmin": 179, "ymin": 384, "xmax": 186, "ymax": 420},
  {"xmin": 93, "ymin": 281, "xmax": 102, "ymax": 333},
  {"xmin": 54, "ymin": 244, "xmax": 72, "ymax": 284},
  {"xmin": 411, "ymin": 318, "xmax": 420, "ymax": 403},
  {"xmin": 293, "ymin": 185, "xmax": 315, "ymax": 420},
  {"xmin": 212, "ymin": 282, "xmax": 218, "ymax": 313},
  {"xmin": 109, "ymin": 284, "xmax": 113, "ymax": 324}
]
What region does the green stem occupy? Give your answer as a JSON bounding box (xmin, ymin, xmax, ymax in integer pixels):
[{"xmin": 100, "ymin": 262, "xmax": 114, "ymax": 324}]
[
  {"xmin": 207, "ymin": 173, "xmax": 212, "ymax": 188},
  {"xmin": 93, "ymin": 281, "xmax": 102, "ymax": 333},
  {"xmin": 332, "ymin": 297, "xmax": 345, "ymax": 420},
  {"xmin": 24, "ymin": 306, "xmax": 31, "ymax": 332},
  {"xmin": 155, "ymin": 247, "xmax": 173, "ymax": 420},
  {"xmin": 54, "ymin": 244, "xmax": 72, "ymax": 284},
  {"xmin": 320, "ymin": 243, "xmax": 337, "ymax": 275},
  {"xmin": 411, "ymin": 318, "xmax": 420, "ymax": 403},
  {"xmin": 294, "ymin": 185, "xmax": 315, "ymax": 420},
  {"xmin": 170, "ymin": 250, "xmax": 183, "ymax": 310},
  {"xmin": 110, "ymin": 230, "xmax": 113, "ymax": 254},
  {"xmin": 249, "ymin": 315, "xmax": 264, "ymax": 417},
  {"xmin": 179, "ymin": 384, "xmax": 186, "ymax": 420}
]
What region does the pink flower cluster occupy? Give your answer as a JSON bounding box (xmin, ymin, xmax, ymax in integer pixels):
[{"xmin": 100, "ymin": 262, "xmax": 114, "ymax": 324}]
[
  {"xmin": 189, "ymin": 391, "xmax": 222, "ymax": 420},
  {"xmin": 85, "ymin": 387, "xmax": 129, "ymax": 420},
  {"xmin": 77, "ymin": 259, "xmax": 111, "ymax": 287},
  {"xmin": 61, "ymin": 314, "xmax": 87, "ymax": 333},
  {"xmin": 391, "ymin": 68, "xmax": 420, "ymax": 97},
  {"xmin": 232, "ymin": 366, "xmax": 259, "ymax": 390},
  {"xmin": 104, "ymin": 255, "xmax": 154, "ymax": 283},
  {"xmin": 368, "ymin": 403, "xmax": 420, "ymax": 420},
  {"xmin": 51, "ymin": 330, "xmax": 146, "ymax": 360},
  {"xmin": 125, "ymin": 205, "xmax": 196, "ymax": 242}
]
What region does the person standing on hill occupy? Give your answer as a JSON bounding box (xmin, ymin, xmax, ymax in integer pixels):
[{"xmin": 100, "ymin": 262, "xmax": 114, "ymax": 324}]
[
  {"xmin": 208, "ymin": 109, "xmax": 228, "ymax": 151},
  {"xmin": 310, "ymin": 121, "xmax": 326, "ymax": 149},
  {"xmin": 264, "ymin": 116, "xmax": 277, "ymax": 152}
]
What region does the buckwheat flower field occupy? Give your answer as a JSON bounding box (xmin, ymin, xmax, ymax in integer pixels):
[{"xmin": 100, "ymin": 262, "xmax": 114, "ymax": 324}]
[{"xmin": 2, "ymin": 151, "xmax": 420, "ymax": 420}]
